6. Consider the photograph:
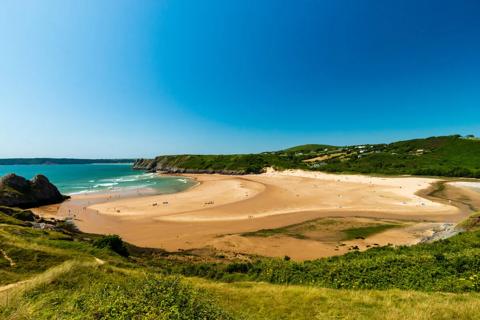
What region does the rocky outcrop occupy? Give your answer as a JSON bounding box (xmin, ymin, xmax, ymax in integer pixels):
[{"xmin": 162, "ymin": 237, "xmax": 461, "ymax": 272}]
[
  {"xmin": 132, "ymin": 157, "xmax": 248, "ymax": 175},
  {"xmin": 133, "ymin": 159, "xmax": 157, "ymax": 171},
  {"xmin": 0, "ymin": 173, "xmax": 68, "ymax": 208},
  {"xmin": 156, "ymin": 167, "xmax": 244, "ymax": 175}
]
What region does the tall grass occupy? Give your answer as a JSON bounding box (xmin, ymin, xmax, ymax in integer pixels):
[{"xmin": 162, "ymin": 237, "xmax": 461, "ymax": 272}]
[
  {"xmin": 188, "ymin": 278, "xmax": 480, "ymax": 320},
  {"xmin": 1, "ymin": 264, "xmax": 232, "ymax": 320}
]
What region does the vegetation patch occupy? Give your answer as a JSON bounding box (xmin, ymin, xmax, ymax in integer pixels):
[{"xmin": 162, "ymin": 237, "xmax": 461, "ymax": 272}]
[
  {"xmin": 241, "ymin": 224, "xmax": 308, "ymax": 239},
  {"xmin": 188, "ymin": 278, "xmax": 480, "ymax": 320},
  {"xmin": 457, "ymin": 212, "xmax": 480, "ymax": 231},
  {"xmin": 1, "ymin": 266, "xmax": 232, "ymax": 320},
  {"xmin": 0, "ymin": 211, "xmax": 26, "ymax": 226},
  {"xmin": 0, "ymin": 243, "xmax": 68, "ymax": 285},
  {"xmin": 157, "ymin": 229, "xmax": 480, "ymax": 293},
  {"xmin": 0, "ymin": 206, "xmax": 36, "ymax": 222},
  {"xmin": 240, "ymin": 218, "xmax": 401, "ymax": 242},
  {"xmin": 341, "ymin": 224, "xmax": 401, "ymax": 240},
  {"xmin": 93, "ymin": 234, "xmax": 129, "ymax": 257}
]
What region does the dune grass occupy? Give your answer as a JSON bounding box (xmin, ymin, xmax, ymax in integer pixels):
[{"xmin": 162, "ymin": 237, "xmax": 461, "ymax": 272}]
[
  {"xmin": 188, "ymin": 278, "xmax": 480, "ymax": 320},
  {"xmin": 0, "ymin": 264, "xmax": 232, "ymax": 320}
]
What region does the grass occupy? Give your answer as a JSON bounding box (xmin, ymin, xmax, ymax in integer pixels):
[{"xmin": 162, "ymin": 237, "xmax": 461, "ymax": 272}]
[
  {"xmin": 4, "ymin": 263, "xmax": 480, "ymax": 320},
  {"xmin": 341, "ymin": 224, "xmax": 400, "ymax": 240},
  {"xmin": 0, "ymin": 212, "xmax": 26, "ymax": 226},
  {"xmin": 4, "ymin": 206, "xmax": 480, "ymax": 318},
  {"xmin": 155, "ymin": 228, "xmax": 480, "ymax": 292},
  {"xmin": 0, "ymin": 219, "xmax": 231, "ymax": 319},
  {"xmin": 240, "ymin": 222, "xmax": 309, "ymax": 239},
  {"xmin": 0, "ymin": 218, "xmax": 126, "ymax": 286},
  {"xmin": 1, "ymin": 264, "xmax": 231, "ymax": 320},
  {"xmin": 240, "ymin": 217, "xmax": 401, "ymax": 241},
  {"xmin": 0, "ymin": 259, "xmax": 97, "ymax": 306},
  {"xmin": 457, "ymin": 212, "xmax": 480, "ymax": 231},
  {"xmin": 242, "ymin": 227, "xmax": 307, "ymax": 239},
  {"xmin": 188, "ymin": 278, "xmax": 480, "ymax": 320}
]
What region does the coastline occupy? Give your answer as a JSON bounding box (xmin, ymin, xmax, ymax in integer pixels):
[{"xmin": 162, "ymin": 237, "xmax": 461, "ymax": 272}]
[{"xmin": 33, "ymin": 169, "xmax": 479, "ymax": 260}]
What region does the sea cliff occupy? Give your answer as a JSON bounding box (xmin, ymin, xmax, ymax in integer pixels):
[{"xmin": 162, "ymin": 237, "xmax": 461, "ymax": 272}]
[{"xmin": 133, "ymin": 155, "xmax": 259, "ymax": 175}]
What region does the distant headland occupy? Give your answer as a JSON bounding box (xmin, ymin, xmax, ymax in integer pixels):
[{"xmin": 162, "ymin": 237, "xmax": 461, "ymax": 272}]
[
  {"xmin": 0, "ymin": 158, "xmax": 134, "ymax": 165},
  {"xmin": 134, "ymin": 135, "xmax": 480, "ymax": 178}
]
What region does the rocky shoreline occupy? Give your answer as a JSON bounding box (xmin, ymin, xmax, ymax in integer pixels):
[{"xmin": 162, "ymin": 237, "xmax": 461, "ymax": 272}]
[{"xmin": 420, "ymin": 223, "xmax": 460, "ymax": 243}]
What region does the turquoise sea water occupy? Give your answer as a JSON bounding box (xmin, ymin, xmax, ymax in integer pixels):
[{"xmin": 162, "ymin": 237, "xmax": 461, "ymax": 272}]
[{"xmin": 0, "ymin": 164, "xmax": 195, "ymax": 195}]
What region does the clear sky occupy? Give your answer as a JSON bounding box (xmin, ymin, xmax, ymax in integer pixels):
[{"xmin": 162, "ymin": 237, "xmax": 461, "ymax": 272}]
[{"xmin": 1, "ymin": 0, "xmax": 479, "ymax": 158}]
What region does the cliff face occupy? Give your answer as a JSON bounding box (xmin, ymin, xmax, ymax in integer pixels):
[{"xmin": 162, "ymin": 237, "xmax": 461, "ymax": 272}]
[
  {"xmin": 0, "ymin": 173, "xmax": 68, "ymax": 208},
  {"xmin": 133, "ymin": 158, "xmax": 157, "ymax": 171},
  {"xmin": 132, "ymin": 157, "xmax": 250, "ymax": 175}
]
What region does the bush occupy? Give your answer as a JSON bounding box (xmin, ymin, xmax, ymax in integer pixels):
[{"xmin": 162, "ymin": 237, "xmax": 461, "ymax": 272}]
[
  {"xmin": 93, "ymin": 234, "xmax": 129, "ymax": 257},
  {"xmin": 55, "ymin": 220, "xmax": 79, "ymax": 233},
  {"xmin": 0, "ymin": 206, "xmax": 36, "ymax": 221}
]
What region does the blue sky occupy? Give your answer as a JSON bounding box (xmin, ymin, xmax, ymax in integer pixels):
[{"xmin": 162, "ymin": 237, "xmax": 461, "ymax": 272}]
[{"xmin": 1, "ymin": 0, "xmax": 479, "ymax": 158}]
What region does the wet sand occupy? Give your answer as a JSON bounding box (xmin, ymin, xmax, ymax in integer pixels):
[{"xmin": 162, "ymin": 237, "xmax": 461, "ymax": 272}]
[{"xmin": 33, "ymin": 170, "xmax": 479, "ymax": 260}]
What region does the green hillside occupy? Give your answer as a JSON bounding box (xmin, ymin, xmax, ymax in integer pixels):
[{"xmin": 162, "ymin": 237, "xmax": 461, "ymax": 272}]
[
  {"xmin": 317, "ymin": 135, "xmax": 480, "ymax": 177},
  {"xmin": 135, "ymin": 135, "xmax": 480, "ymax": 178},
  {"xmin": 133, "ymin": 153, "xmax": 306, "ymax": 174},
  {"xmin": 2, "ymin": 205, "xmax": 480, "ymax": 319},
  {"xmin": 282, "ymin": 144, "xmax": 338, "ymax": 153}
]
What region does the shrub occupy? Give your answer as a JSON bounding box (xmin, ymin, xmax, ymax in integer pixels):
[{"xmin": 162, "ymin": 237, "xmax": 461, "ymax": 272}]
[
  {"xmin": 0, "ymin": 206, "xmax": 36, "ymax": 221},
  {"xmin": 93, "ymin": 234, "xmax": 129, "ymax": 257},
  {"xmin": 55, "ymin": 220, "xmax": 80, "ymax": 233}
]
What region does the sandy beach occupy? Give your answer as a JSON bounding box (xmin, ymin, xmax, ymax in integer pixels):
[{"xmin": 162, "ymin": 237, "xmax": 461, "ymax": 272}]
[{"xmin": 34, "ymin": 170, "xmax": 477, "ymax": 260}]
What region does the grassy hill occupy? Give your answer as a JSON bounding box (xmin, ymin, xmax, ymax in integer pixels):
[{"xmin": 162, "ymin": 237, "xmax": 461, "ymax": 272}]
[
  {"xmin": 282, "ymin": 144, "xmax": 337, "ymax": 153},
  {"xmin": 2, "ymin": 206, "xmax": 480, "ymax": 319},
  {"xmin": 317, "ymin": 135, "xmax": 480, "ymax": 177},
  {"xmin": 133, "ymin": 153, "xmax": 306, "ymax": 174},
  {"xmin": 135, "ymin": 135, "xmax": 480, "ymax": 178}
]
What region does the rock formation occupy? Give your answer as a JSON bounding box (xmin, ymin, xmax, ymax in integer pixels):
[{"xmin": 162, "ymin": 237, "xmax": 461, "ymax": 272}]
[
  {"xmin": 132, "ymin": 157, "xmax": 249, "ymax": 175},
  {"xmin": 0, "ymin": 173, "xmax": 68, "ymax": 208}
]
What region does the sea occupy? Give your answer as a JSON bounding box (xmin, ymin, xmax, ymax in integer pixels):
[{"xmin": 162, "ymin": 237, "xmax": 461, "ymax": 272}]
[{"xmin": 0, "ymin": 163, "xmax": 196, "ymax": 195}]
